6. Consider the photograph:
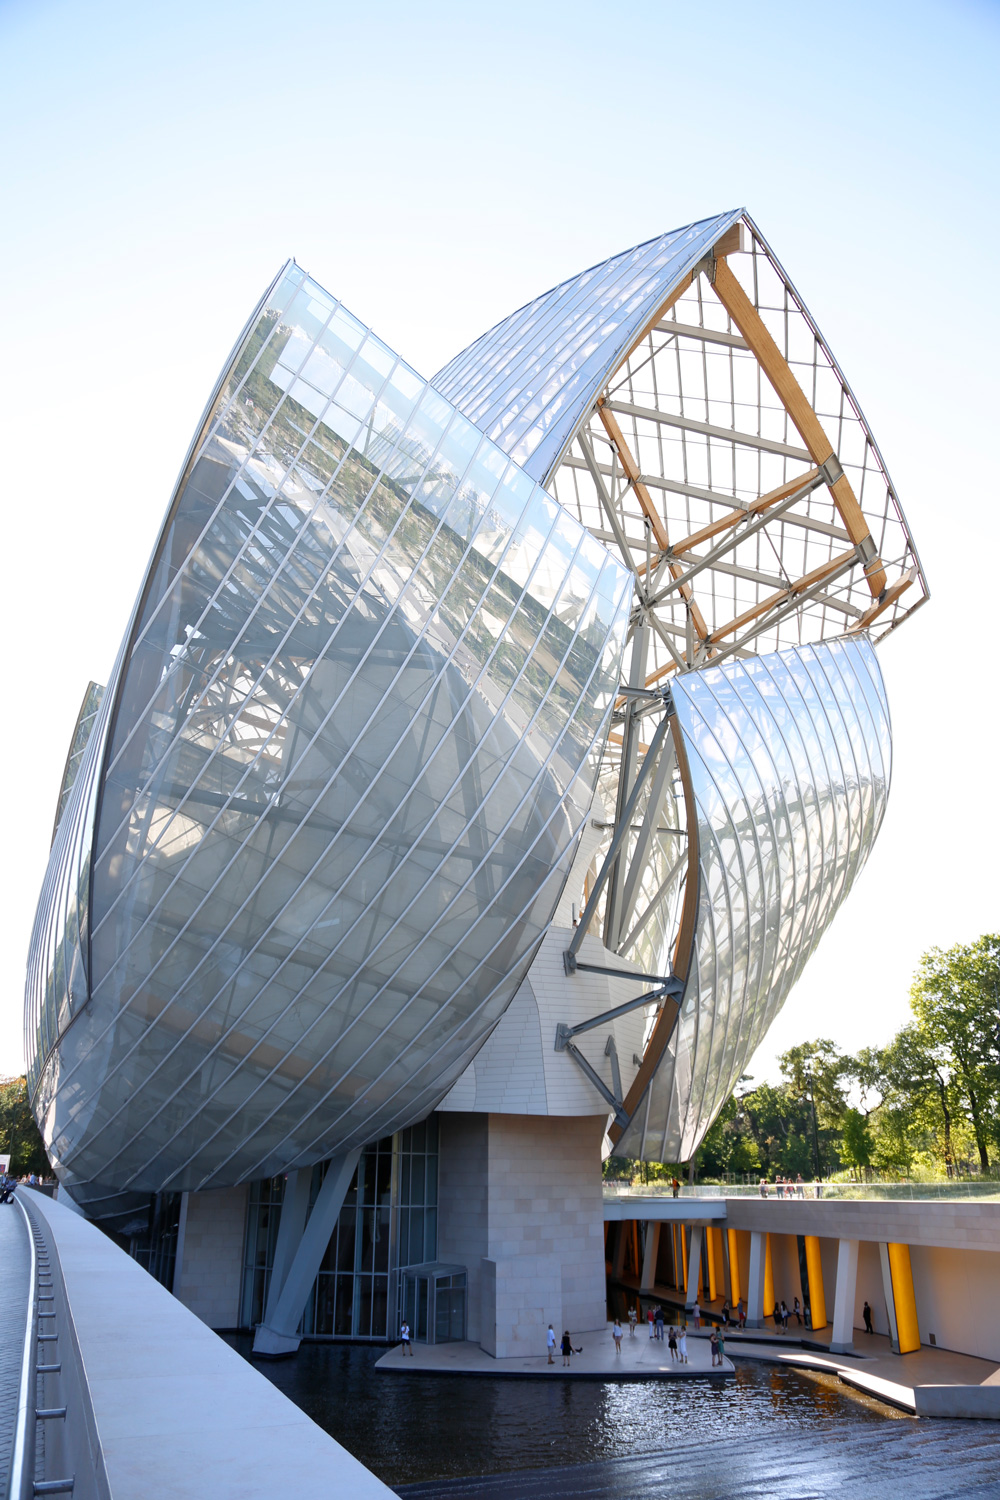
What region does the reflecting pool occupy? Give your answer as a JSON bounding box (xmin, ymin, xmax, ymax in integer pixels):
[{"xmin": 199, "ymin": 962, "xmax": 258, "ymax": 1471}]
[{"xmin": 223, "ymin": 1335, "xmax": 1000, "ymax": 1498}]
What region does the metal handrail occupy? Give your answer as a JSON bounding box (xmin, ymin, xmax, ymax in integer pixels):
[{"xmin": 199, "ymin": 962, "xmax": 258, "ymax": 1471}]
[
  {"xmin": 603, "ymin": 1179, "xmax": 1000, "ymax": 1203},
  {"xmin": 9, "ymin": 1193, "xmax": 38, "ymax": 1500}
]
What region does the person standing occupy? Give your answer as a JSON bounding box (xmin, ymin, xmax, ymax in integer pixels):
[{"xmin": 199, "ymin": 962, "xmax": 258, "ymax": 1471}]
[
  {"xmin": 667, "ymin": 1325, "xmax": 678, "ymax": 1361},
  {"xmin": 648, "ymin": 1306, "xmax": 655, "ymax": 1339},
  {"xmin": 561, "ymin": 1330, "xmax": 573, "ymax": 1367},
  {"xmin": 678, "ymin": 1324, "xmax": 688, "ymax": 1364},
  {"xmin": 654, "ymin": 1304, "xmax": 665, "ymax": 1340},
  {"xmin": 793, "ymin": 1296, "xmax": 803, "ymax": 1326},
  {"xmin": 400, "ymin": 1320, "xmax": 412, "ymax": 1356},
  {"xmin": 717, "ymin": 1328, "xmax": 726, "ymax": 1366},
  {"xmin": 721, "ymin": 1300, "xmax": 731, "ymax": 1328},
  {"xmin": 671, "ymin": 1176, "xmax": 680, "ymax": 1199},
  {"xmin": 613, "ymin": 1319, "xmax": 623, "ymax": 1357},
  {"xmin": 737, "ymin": 1298, "xmax": 746, "ymax": 1330},
  {"xmin": 710, "ymin": 1328, "xmax": 720, "ymax": 1366},
  {"xmin": 780, "ymin": 1300, "xmax": 789, "ymax": 1332},
  {"xmin": 863, "ymin": 1301, "xmax": 874, "ymax": 1334},
  {"xmin": 692, "ymin": 1300, "xmax": 701, "ymax": 1330},
  {"xmin": 628, "ymin": 1305, "xmax": 637, "ymax": 1337},
  {"xmin": 547, "ymin": 1324, "xmax": 557, "ymax": 1364}
]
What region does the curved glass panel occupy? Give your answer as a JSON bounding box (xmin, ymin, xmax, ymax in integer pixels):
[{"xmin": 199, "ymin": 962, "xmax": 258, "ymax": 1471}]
[
  {"xmin": 433, "ymin": 212, "xmax": 741, "ymax": 484},
  {"xmin": 617, "ymin": 635, "xmax": 890, "ymax": 1163},
  {"xmin": 27, "ymin": 266, "xmax": 630, "ymax": 1194}
]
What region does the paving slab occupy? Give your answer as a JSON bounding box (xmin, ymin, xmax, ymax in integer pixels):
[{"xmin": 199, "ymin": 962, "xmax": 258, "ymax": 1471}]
[{"xmin": 377, "ymin": 1323, "xmax": 731, "ymax": 1380}]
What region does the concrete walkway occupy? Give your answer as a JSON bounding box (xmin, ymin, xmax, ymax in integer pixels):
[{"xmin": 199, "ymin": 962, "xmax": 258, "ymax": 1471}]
[
  {"xmin": 377, "ymin": 1323, "xmax": 731, "ymax": 1381},
  {"xmin": 0, "ymin": 1201, "xmax": 30, "ymax": 1495}
]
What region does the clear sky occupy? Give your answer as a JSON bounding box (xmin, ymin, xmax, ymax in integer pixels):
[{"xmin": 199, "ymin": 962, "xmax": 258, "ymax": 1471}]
[{"xmin": 1, "ymin": 0, "xmax": 997, "ymax": 1085}]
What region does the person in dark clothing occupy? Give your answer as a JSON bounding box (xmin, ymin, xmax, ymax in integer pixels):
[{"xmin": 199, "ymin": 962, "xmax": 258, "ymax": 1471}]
[
  {"xmin": 863, "ymin": 1301, "xmax": 874, "ymax": 1334},
  {"xmin": 561, "ymin": 1331, "xmax": 573, "ymax": 1366}
]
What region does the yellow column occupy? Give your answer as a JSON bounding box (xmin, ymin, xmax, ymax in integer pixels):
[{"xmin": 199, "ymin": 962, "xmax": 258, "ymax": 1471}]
[
  {"xmin": 888, "ymin": 1243, "xmax": 920, "ymax": 1353},
  {"xmin": 804, "ymin": 1236, "xmax": 827, "ymax": 1329},
  {"xmin": 727, "ymin": 1228, "xmax": 741, "ymax": 1305},
  {"xmin": 706, "ymin": 1227, "xmax": 718, "ymax": 1302},
  {"xmin": 764, "ymin": 1233, "xmax": 774, "ymax": 1319},
  {"xmin": 680, "ymin": 1225, "xmax": 688, "ymax": 1288}
]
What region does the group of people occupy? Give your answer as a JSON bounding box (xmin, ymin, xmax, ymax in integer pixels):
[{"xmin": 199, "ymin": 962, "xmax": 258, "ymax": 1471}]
[
  {"xmin": 768, "ymin": 1297, "xmax": 804, "ymax": 1332},
  {"xmin": 547, "ymin": 1326, "xmax": 583, "ymax": 1366},
  {"xmin": 758, "ymin": 1175, "xmax": 807, "ymax": 1198}
]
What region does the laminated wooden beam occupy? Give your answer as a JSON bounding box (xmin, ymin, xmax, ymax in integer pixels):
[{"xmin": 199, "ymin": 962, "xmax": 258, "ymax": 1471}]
[
  {"xmin": 711, "ymin": 257, "xmax": 887, "ymax": 597},
  {"xmin": 669, "ymin": 468, "xmax": 822, "ymax": 558},
  {"xmin": 847, "ymin": 568, "xmax": 916, "ymax": 632},
  {"xmin": 707, "ymin": 548, "xmax": 858, "ymax": 645}
]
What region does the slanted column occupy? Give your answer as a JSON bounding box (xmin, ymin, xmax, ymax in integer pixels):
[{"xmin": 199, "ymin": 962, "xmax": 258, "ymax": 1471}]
[
  {"xmin": 254, "ymin": 1150, "xmax": 361, "ymax": 1356},
  {"xmin": 685, "ymin": 1226, "xmax": 702, "ymax": 1310},
  {"xmin": 746, "ymin": 1230, "xmax": 767, "ymax": 1327},
  {"xmin": 879, "ymin": 1241, "xmax": 920, "ymax": 1355},
  {"xmin": 830, "ymin": 1238, "xmax": 859, "ymax": 1353},
  {"xmin": 640, "ymin": 1221, "xmax": 660, "ymax": 1292}
]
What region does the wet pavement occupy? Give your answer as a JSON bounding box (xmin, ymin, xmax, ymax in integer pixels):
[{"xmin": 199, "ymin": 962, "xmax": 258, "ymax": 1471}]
[{"xmin": 0, "ymin": 1199, "xmax": 30, "ymax": 1494}]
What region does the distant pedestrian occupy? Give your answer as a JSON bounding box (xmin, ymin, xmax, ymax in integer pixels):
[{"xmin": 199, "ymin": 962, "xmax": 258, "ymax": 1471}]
[
  {"xmin": 793, "ymin": 1296, "xmax": 803, "ymax": 1326},
  {"xmin": 737, "ymin": 1298, "xmax": 746, "ymax": 1329},
  {"xmin": 710, "ymin": 1329, "xmax": 720, "ymax": 1366},
  {"xmin": 863, "ymin": 1301, "xmax": 874, "ymax": 1335},
  {"xmin": 773, "ymin": 1303, "xmax": 783, "ymax": 1333},
  {"xmin": 776, "ymin": 1177, "xmax": 785, "ymax": 1199},
  {"xmin": 781, "ymin": 1300, "xmax": 789, "ymax": 1331},
  {"xmin": 796, "ymin": 1174, "xmax": 805, "ymax": 1198},
  {"xmin": 692, "ymin": 1300, "xmax": 701, "ymax": 1330},
  {"xmin": 678, "ymin": 1325, "xmax": 688, "ymax": 1364},
  {"xmin": 655, "ymin": 1305, "xmax": 665, "ymax": 1340},
  {"xmin": 721, "ymin": 1300, "xmax": 731, "ymax": 1328},
  {"xmin": 628, "ymin": 1305, "xmax": 637, "ymax": 1337},
  {"xmin": 759, "ymin": 1178, "xmax": 768, "ymax": 1198},
  {"xmin": 718, "ymin": 1329, "xmax": 726, "ymax": 1364},
  {"xmin": 547, "ymin": 1324, "xmax": 556, "ymax": 1364},
  {"xmin": 671, "ymin": 1177, "xmax": 680, "ymax": 1199},
  {"xmin": 561, "ymin": 1330, "xmax": 572, "ymax": 1367},
  {"xmin": 613, "ymin": 1319, "xmax": 623, "ymax": 1356},
  {"xmin": 668, "ymin": 1326, "xmax": 678, "ymax": 1361},
  {"xmin": 400, "ymin": 1320, "xmax": 412, "ymax": 1356},
  {"xmin": 648, "ymin": 1306, "xmax": 655, "ymax": 1339}
]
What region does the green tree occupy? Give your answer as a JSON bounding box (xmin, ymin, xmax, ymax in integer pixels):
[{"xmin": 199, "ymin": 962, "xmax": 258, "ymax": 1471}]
[
  {"xmin": 777, "ymin": 1039, "xmax": 847, "ymax": 1177},
  {"xmin": 909, "ymin": 935, "xmax": 1000, "ymax": 1172},
  {"xmin": 0, "ymin": 1077, "xmax": 49, "ymax": 1177}
]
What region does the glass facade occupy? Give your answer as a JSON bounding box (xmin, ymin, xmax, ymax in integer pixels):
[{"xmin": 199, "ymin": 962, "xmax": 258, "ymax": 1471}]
[
  {"xmin": 617, "ymin": 636, "xmax": 891, "ymax": 1162},
  {"xmin": 26, "ymin": 263, "xmax": 630, "ymax": 1200},
  {"xmin": 240, "ymin": 1120, "xmax": 438, "ymax": 1340}
]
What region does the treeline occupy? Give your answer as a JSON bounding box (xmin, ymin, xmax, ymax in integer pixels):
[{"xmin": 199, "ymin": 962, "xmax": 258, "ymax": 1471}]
[{"xmin": 610, "ymin": 934, "xmax": 1000, "ymax": 1184}]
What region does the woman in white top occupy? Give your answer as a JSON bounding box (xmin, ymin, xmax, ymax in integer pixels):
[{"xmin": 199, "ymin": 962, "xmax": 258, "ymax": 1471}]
[
  {"xmin": 613, "ymin": 1319, "xmax": 623, "ymax": 1356},
  {"xmin": 678, "ymin": 1325, "xmax": 688, "ymax": 1364}
]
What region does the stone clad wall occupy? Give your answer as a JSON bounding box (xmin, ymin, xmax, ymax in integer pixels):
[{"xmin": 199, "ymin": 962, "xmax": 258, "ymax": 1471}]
[
  {"xmin": 173, "ymin": 1185, "xmax": 249, "ymax": 1329},
  {"xmin": 437, "ymin": 1110, "xmax": 609, "ymax": 1358}
]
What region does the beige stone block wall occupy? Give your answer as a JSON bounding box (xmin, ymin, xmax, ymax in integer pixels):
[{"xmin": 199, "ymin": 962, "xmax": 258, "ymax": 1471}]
[{"xmin": 173, "ymin": 1185, "xmax": 248, "ymax": 1329}]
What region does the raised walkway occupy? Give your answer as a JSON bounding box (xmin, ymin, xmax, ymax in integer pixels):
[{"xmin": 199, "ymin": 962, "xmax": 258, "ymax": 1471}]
[
  {"xmin": 377, "ymin": 1323, "xmax": 731, "ymax": 1381},
  {"xmin": 0, "ymin": 1199, "xmax": 31, "ymax": 1495}
]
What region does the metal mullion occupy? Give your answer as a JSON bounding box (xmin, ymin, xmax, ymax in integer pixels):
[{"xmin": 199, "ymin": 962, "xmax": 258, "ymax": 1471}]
[
  {"xmin": 92, "ymin": 376, "xmax": 448, "ymax": 938},
  {"xmin": 578, "ymin": 432, "xmax": 643, "ymax": 585},
  {"xmin": 87, "ymin": 496, "xmax": 590, "ymax": 1165},
  {"xmin": 103, "ymin": 297, "xmax": 374, "ymax": 785},
  {"xmin": 75, "ymin": 463, "xmax": 570, "ymax": 1140},
  {"xmin": 175, "ymin": 561, "xmax": 626, "ymax": 1187}
]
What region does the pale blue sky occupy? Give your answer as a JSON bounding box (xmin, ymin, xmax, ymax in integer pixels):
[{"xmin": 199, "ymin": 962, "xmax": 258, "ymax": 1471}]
[{"xmin": 1, "ymin": 0, "xmax": 997, "ymax": 1080}]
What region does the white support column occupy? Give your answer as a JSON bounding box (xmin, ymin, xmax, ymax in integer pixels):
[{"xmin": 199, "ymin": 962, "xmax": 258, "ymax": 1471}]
[
  {"xmin": 262, "ymin": 1168, "xmax": 312, "ymax": 1327},
  {"xmin": 254, "ymin": 1150, "xmax": 361, "ymax": 1356},
  {"xmin": 830, "ymin": 1238, "xmax": 859, "ymax": 1353},
  {"xmin": 685, "ymin": 1226, "xmax": 702, "ymax": 1310},
  {"xmin": 879, "ymin": 1241, "xmax": 900, "ymax": 1353},
  {"xmin": 746, "ymin": 1230, "xmax": 767, "ymax": 1328},
  {"xmin": 640, "ymin": 1221, "xmax": 660, "ymax": 1292}
]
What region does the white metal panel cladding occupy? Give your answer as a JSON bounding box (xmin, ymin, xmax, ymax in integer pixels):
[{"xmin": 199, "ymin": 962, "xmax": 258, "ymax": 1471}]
[
  {"xmin": 433, "ymin": 212, "xmax": 740, "ymax": 484},
  {"xmin": 27, "ymin": 263, "xmax": 631, "ymax": 1194},
  {"xmin": 617, "ymin": 636, "xmax": 890, "ymax": 1163}
]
